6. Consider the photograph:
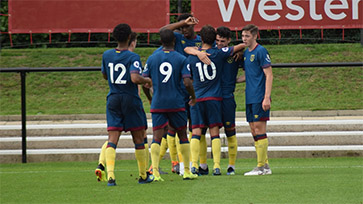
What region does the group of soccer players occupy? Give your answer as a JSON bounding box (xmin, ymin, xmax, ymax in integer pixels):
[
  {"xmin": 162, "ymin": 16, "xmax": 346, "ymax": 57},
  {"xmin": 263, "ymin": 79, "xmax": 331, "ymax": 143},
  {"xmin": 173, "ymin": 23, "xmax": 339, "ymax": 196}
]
[{"xmin": 95, "ymin": 13, "xmax": 273, "ymax": 186}]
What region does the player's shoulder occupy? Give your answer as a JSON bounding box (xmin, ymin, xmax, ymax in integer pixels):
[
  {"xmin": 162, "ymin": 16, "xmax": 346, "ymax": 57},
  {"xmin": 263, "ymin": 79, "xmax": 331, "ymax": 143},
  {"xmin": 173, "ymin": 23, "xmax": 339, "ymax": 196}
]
[
  {"xmin": 256, "ymin": 44, "xmax": 268, "ymax": 53},
  {"xmin": 195, "ymin": 34, "xmax": 202, "ymax": 41},
  {"xmin": 103, "ymin": 48, "xmax": 115, "ymax": 56},
  {"xmin": 172, "ymin": 50, "xmax": 187, "ymax": 59},
  {"xmin": 218, "ymin": 46, "xmax": 232, "ymax": 53}
]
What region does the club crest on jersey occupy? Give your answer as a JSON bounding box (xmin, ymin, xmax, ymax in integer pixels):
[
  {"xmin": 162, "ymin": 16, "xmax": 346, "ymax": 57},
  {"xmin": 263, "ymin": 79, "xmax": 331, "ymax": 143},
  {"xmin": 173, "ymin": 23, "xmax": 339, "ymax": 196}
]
[
  {"xmin": 227, "ymin": 56, "xmax": 234, "ymax": 64},
  {"xmin": 195, "ymin": 42, "xmax": 202, "ymax": 48},
  {"xmin": 222, "ymin": 47, "xmax": 229, "ymax": 52},
  {"xmin": 181, "ymin": 40, "xmax": 185, "ymax": 44},
  {"xmin": 250, "ymin": 54, "xmax": 255, "ymax": 62}
]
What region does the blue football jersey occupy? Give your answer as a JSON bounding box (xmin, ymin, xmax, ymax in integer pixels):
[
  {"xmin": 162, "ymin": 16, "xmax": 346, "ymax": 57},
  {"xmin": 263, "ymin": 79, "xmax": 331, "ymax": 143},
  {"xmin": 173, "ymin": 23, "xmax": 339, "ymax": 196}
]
[
  {"xmin": 101, "ymin": 49, "xmax": 143, "ymax": 98},
  {"xmin": 143, "ymin": 49, "xmax": 191, "ymax": 112},
  {"xmin": 243, "ymin": 44, "xmax": 272, "ymax": 104},
  {"xmin": 174, "ymin": 32, "xmax": 202, "ymax": 57},
  {"xmin": 187, "ymin": 47, "xmax": 234, "ymax": 101},
  {"xmin": 221, "ymin": 56, "xmax": 243, "ymax": 98}
]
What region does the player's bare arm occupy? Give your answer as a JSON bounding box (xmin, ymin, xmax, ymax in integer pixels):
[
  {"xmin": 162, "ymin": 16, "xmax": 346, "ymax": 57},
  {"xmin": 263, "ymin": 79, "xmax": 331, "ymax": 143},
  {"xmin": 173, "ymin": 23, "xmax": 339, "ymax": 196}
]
[
  {"xmin": 102, "ymin": 73, "xmax": 108, "ymax": 80},
  {"xmin": 183, "ymin": 77, "xmax": 196, "ymax": 106},
  {"xmin": 131, "ymin": 73, "xmax": 152, "ymax": 87},
  {"xmin": 160, "ymin": 16, "xmax": 199, "ymax": 32},
  {"xmin": 262, "ymin": 66, "xmax": 273, "ymax": 111},
  {"xmin": 232, "ymin": 43, "xmax": 246, "ymax": 54},
  {"xmin": 184, "ymin": 47, "xmax": 211, "ymax": 65},
  {"xmin": 142, "ymin": 86, "xmax": 153, "ymax": 103}
]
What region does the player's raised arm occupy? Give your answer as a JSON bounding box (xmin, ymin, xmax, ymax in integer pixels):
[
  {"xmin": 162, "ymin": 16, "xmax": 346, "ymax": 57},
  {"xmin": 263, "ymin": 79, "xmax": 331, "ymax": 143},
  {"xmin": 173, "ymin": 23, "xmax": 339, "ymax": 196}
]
[{"xmin": 160, "ymin": 16, "xmax": 199, "ymax": 32}]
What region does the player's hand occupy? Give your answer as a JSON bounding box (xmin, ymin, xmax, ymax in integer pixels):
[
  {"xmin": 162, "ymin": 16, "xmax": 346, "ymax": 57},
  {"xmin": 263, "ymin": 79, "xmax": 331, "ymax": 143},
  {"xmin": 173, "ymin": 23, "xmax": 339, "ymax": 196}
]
[
  {"xmin": 233, "ymin": 50, "xmax": 244, "ymax": 61},
  {"xmin": 262, "ymin": 97, "xmax": 271, "ymax": 111},
  {"xmin": 197, "ymin": 52, "xmax": 211, "ymax": 65},
  {"xmin": 144, "ymin": 77, "xmax": 152, "ymax": 89},
  {"xmin": 185, "ymin": 17, "xmax": 199, "ymax": 25},
  {"xmin": 189, "ymin": 98, "xmax": 196, "ymax": 106}
]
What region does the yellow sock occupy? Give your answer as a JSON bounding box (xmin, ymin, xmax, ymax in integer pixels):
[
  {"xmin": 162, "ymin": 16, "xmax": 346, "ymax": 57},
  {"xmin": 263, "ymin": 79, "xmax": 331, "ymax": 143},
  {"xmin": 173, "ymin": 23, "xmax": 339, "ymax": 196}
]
[
  {"xmin": 211, "ymin": 136, "xmax": 221, "ymax": 169},
  {"xmin": 254, "ymin": 133, "xmax": 268, "ymax": 167},
  {"xmin": 257, "ymin": 138, "xmax": 268, "ymax": 167},
  {"xmin": 199, "ymin": 134, "xmax": 207, "ymax": 165},
  {"xmin": 188, "ymin": 131, "xmax": 193, "ymax": 141},
  {"xmin": 135, "ymin": 145, "xmax": 147, "ymax": 179},
  {"xmin": 99, "ymin": 141, "xmax": 108, "ymax": 166},
  {"xmin": 175, "ymin": 136, "xmax": 183, "ymax": 162},
  {"xmin": 105, "ymin": 143, "xmax": 116, "ymax": 180},
  {"xmin": 179, "ymin": 143, "xmax": 191, "ymax": 174},
  {"xmin": 190, "ymin": 135, "xmax": 201, "ymax": 168},
  {"xmin": 167, "ymin": 132, "xmax": 178, "ymax": 163},
  {"xmin": 227, "ymin": 135, "xmax": 237, "ymax": 166},
  {"xmin": 159, "ymin": 136, "xmax": 168, "ymax": 162},
  {"xmin": 144, "ymin": 141, "xmax": 149, "ymax": 171},
  {"xmin": 150, "ymin": 143, "xmax": 161, "ymax": 178}
]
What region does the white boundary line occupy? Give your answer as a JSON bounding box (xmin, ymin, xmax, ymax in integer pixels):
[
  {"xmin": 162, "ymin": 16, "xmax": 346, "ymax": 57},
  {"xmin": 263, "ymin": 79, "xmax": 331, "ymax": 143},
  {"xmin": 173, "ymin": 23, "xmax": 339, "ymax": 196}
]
[
  {"xmin": 1, "ymin": 131, "xmax": 362, "ymax": 142},
  {"xmin": 1, "ymin": 119, "xmax": 362, "ymax": 130},
  {"xmin": 1, "ymin": 145, "xmax": 362, "ymax": 155}
]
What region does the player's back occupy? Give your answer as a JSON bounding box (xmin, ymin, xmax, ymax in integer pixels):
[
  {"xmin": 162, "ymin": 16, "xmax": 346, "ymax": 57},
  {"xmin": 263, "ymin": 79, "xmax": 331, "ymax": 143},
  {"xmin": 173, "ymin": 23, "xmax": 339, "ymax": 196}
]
[
  {"xmin": 188, "ymin": 47, "xmax": 233, "ymax": 101},
  {"xmin": 144, "ymin": 49, "xmax": 190, "ymax": 112},
  {"xmin": 101, "ymin": 49, "xmax": 142, "ymax": 98}
]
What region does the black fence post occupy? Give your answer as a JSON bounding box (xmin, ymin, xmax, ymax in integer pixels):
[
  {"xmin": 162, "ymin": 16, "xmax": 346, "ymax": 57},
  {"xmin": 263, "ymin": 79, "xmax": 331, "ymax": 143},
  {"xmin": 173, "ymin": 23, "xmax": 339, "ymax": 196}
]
[{"xmin": 20, "ymin": 71, "xmax": 27, "ymax": 163}]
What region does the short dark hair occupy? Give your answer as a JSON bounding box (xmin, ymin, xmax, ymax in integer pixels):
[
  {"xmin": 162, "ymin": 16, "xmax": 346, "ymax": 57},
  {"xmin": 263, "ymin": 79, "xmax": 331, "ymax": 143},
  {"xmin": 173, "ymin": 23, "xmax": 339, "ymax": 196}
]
[
  {"xmin": 128, "ymin": 32, "xmax": 137, "ymax": 46},
  {"xmin": 177, "ymin": 13, "xmax": 193, "ymax": 22},
  {"xmin": 242, "ymin": 24, "xmax": 258, "ymax": 36},
  {"xmin": 216, "ymin": 26, "xmax": 231, "ymax": 39},
  {"xmin": 160, "ymin": 29, "xmax": 175, "ymax": 47},
  {"xmin": 113, "ymin": 23, "xmax": 132, "ymax": 43},
  {"xmin": 200, "ymin": 25, "xmax": 216, "ymax": 45}
]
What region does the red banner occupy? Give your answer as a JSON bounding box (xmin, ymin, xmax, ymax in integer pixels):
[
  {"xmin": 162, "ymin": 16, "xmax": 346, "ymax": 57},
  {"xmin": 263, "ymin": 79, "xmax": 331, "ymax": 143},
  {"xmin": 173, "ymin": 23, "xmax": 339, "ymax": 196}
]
[
  {"xmin": 8, "ymin": 0, "xmax": 169, "ymax": 34},
  {"xmin": 191, "ymin": 0, "xmax": 363, "ymax": 31}
]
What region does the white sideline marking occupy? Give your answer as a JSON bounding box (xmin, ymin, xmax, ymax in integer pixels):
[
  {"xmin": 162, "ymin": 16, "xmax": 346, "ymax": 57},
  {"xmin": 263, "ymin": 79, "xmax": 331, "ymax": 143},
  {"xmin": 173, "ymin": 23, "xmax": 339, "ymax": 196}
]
[
  {"xmin": 1, "ymin": 145, "xmax": 362, "ymax": 155},
  {"xmin": 1, "ymin": 165, "xmax": 362, "ymax": 175},
  {"xmin": 1, "ymin": 131, "xmax": 362, "ymax": 142},
  {"xmin": 1, "ymin": 119, "xmax": 362, "ymax": 130}
]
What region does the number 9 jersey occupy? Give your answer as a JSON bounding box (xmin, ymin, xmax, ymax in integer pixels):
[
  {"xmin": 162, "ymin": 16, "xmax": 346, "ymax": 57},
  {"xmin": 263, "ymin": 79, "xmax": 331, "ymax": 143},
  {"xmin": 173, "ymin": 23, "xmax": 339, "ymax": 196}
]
[
  {"xmin": 143, "ymin": 49, "xmax": 191, "ymax": 112},
  {"xmin": 101, "ymin": 48, "xmax": 143, "ymax": 98}
]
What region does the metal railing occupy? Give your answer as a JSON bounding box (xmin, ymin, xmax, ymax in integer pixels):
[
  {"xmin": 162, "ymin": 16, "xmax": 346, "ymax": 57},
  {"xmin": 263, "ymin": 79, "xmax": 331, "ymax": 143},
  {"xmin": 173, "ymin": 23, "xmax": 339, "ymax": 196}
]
[{"xmin": 1, "ymin": 62, "xmax": 362, "ymax": 163}]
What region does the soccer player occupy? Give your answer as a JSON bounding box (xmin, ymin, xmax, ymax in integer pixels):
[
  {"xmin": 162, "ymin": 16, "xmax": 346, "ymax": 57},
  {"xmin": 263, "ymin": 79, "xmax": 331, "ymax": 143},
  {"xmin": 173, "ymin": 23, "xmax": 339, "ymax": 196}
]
[
  {"xmin": 185, "ymin": 25, "xmax": 245, "ymax": 176},
  {"xmin": 241, "ymin": 24, "xmax": 273, "ymax": 176},
  {"xmin": 99, "ymin": 23, "xmax": 154, "ymax": 186},
  {"xmin": 160, "ymin": 13, "xmax": 203, "ymax": 175},
  {"xmin": 160, "ymin": 13, "xmax": 202, "ymax": 56},
  {"xmin": 95, "ymin": 32, "xmax": 152, "ymax": 182},
  {"xmin": 142, "ymin": 28, "xmax": 198, "ymax": 181},
  {"xmin": 198, "ymin": 26, "xmax": 244, "ymax": 176}
]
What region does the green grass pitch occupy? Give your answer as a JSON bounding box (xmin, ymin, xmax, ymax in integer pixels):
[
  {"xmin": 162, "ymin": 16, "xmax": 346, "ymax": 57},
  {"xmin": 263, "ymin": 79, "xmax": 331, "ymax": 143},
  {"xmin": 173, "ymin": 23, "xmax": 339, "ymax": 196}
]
[{"xmin": 1, "ymin": 157, "xmax": 362, "ymax": 204}]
